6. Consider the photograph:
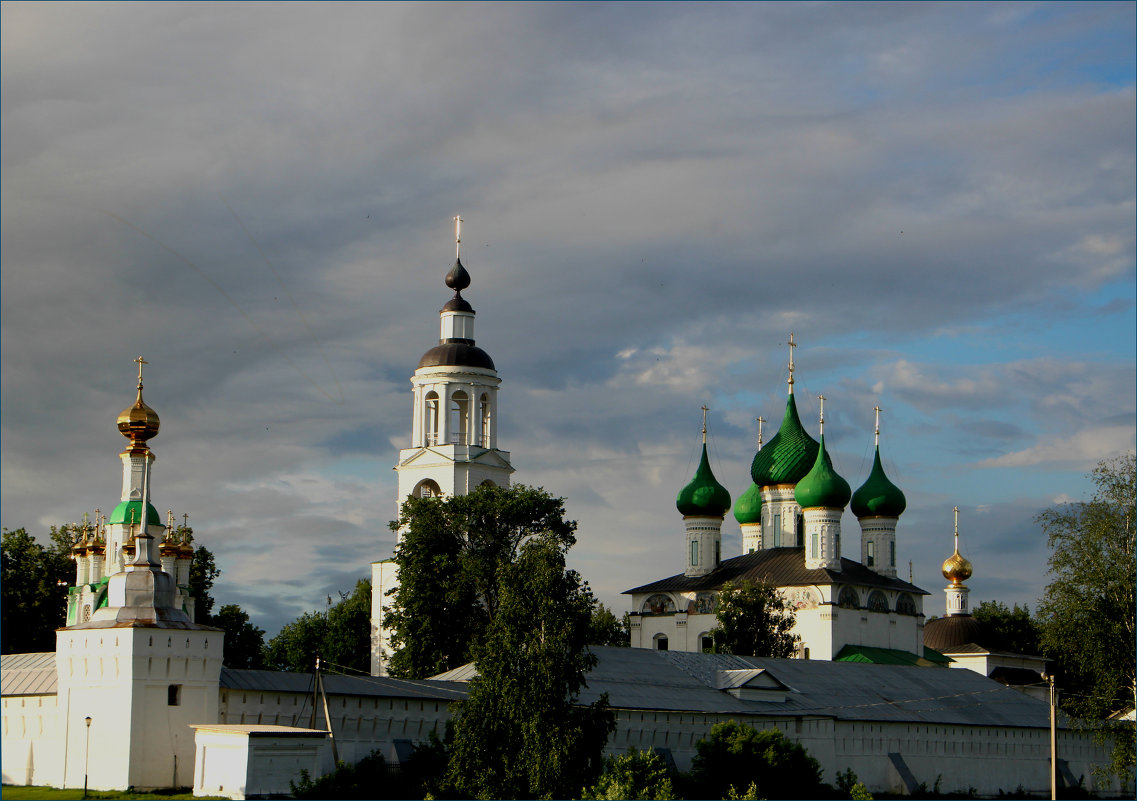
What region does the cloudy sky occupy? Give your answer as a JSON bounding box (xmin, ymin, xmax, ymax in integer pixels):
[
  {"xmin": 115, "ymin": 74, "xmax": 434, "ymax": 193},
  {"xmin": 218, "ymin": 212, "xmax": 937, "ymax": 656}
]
[{"xmin": 3, "ymin": 1, "xmax": 1134, "ymax": 638}]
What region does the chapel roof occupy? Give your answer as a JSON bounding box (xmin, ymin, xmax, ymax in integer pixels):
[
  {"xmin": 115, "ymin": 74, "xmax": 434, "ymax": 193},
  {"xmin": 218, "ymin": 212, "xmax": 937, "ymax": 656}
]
[{"xmin": 622, "ymin": 547, "xmax": 928, "ymax": 596}]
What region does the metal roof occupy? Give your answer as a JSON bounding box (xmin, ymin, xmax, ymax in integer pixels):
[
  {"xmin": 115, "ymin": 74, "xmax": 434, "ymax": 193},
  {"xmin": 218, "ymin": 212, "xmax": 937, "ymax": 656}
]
[
  {"xmin": 624, "ymin": 547, "xmax": 929, "ymax": 596},
  {"xmin": 1, "ymin": 652, "xmax": 57, "ymax": 696},
  {"xmin": 568, "ymin": 647, "xmax": 1061, "ymax": 729},
  {"xmin": 220, "ymin": 668, "xmax": 468, "ymax": 702}
]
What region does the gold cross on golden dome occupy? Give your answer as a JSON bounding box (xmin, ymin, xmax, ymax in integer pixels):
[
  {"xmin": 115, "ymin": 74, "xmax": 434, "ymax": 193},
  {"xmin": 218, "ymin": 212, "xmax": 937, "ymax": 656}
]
[
  {"xmin": 454, "ymin": 215, "xmax": 463, "ymax": 259},
  {"xmin": 953, "ymin": 506, "xmax": 960, "ymax": 551},
  {"xmin": 134, "ymin": 356, "xmax": 148, "ymax": 387}
]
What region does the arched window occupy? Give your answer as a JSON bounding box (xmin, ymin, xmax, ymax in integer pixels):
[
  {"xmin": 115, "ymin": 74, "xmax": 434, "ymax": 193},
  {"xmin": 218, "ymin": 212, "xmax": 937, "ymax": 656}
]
[
  {"xmin": 795, "ymin": 513, "xmax": 804, "ymax": 547},
  {"xmin": 479, "ymin": 479, "xmax": 496, "ymax": 488},
  {"xmin": 771, "ymin": 512, "xmax": 781, "ymax": 547},
  {"xmin": 690, "ymin": 540, "xmax": 699, "ymax": 566},
  {"xmin": 642, "ymin": 594, "xmax": 676, "ymax": 616},
  {"xmin": 424, "ymin": 392, "xmax": 440, "ymax": 446},
  {"xmin": 413, "ymin": 479, "xmax": 442, "ymax": 498},
  {"xmin": 700, "ymin": 633, "xmax": 714, "ymax": 653},
  {"xmin": 450, "ymin": 391, "xmax": 469, "ymax": 444},
  {"xmin": 653, "ymin": 633, "xmax": 669, "ymax": 651},
  {"xmin": 866, "ymin": 540, "xmax": 876, "ymax": 567},
  {"xmin": 896, "ymin": 593, "xmax": 917, "ymax": 616},
  {"xmin": 867, "ymin": 590, "xmax": 889, "ymax": 612},
  {"xmin": 479, "ymin": 393, "xmax": 491, "ymax": 447},
  {"xmin": 837, "ymin": 586, "xmax": 861, "ymax": 609}
]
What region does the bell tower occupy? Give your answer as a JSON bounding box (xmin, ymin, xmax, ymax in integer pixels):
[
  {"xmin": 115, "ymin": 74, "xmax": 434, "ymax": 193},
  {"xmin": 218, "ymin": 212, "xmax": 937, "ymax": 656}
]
[{"xmin": 372, "ymin": 217, "xmax": 514, "ymax": 675}]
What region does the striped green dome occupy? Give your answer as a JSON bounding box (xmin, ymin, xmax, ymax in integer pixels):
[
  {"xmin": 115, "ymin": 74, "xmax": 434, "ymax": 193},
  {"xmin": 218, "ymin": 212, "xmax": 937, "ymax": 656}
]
[
  {"xmin": 851, "ymin": 447, "xmax": 906, "ymax": 518},
  {"xmin": 794, "ymin": 435, "xmax": 851, "ymax": 510},
  {"xmin": 677, "ymin": 443, "xmax": 732, "ymax": 517},
  {"xmin": 751, "ymin": 394, "xmax": 819, "ymax": 486},
  {"xmin": 733, "ymin": 482, "xmax": 763, "ymax": 525},
  {"xmin": 108, "ymin": 500, "xmax": 162, "ymax": 527}
]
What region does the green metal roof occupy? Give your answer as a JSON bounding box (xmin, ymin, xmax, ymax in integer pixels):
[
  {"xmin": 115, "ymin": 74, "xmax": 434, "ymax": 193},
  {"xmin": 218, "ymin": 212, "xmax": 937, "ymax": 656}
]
[
  {"xmin": 793, "ymin": 435, "xmax": 851, "ymax": 510},
  {"xmin": 676, "ymin": 443, "xmax": 731, "ymax": 517},
  {"xmin": 750, "ymin": 394, "xmax": 819, "ymax": 486},
  {"xmin": 732, "ymin": 482, "xmax": 763, "ymax": 525},
  {"xmin": 851, "ymin": 446, "xmax": 906, "ymax": 518},
  {"xmin": 833, "ymin": 644, "xmax": 952, "ymax": 667},
  {"xmin": 107, "ymin": 500, "xmax": 162, "ymax": 526}
]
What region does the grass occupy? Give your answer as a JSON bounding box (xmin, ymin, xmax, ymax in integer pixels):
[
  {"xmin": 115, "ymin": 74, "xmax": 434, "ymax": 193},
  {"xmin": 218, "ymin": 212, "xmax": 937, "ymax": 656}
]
[{"xmin": 2, "ymin": 787, "xmax": 225, "ymax": 800}]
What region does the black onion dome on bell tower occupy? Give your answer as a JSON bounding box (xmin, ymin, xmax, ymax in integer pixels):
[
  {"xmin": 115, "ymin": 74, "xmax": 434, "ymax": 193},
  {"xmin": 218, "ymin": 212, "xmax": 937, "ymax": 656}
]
[{"xmin": 417, "ymin": 255, "xmax": 496, "ymax": 370}]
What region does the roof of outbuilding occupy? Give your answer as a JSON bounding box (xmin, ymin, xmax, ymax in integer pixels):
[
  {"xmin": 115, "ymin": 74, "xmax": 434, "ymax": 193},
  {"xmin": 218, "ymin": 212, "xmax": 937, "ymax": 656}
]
[{"xmin": 623, "ymin": 547, "xmax": 928, "ymax": 596}]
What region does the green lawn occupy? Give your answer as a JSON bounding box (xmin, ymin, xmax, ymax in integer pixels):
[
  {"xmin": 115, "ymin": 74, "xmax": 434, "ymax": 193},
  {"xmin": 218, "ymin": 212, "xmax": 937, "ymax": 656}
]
[{"xmin": 2, "ymin": 788, "xmax": 224, "ymax": 800}]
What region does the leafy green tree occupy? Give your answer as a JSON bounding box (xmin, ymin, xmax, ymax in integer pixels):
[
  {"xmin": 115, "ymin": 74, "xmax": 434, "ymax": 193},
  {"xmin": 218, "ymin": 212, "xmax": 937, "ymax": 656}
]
[
  {"xmin": 291, "ymin": 749, "xmax": 387, "ymax": 799},
  {"xmin": 582, "ymin": 749, "xmax": 675, "ymax": 800},
  {"xmin": 710, "ymin": 579, "xmax": 799, "ymax": 658},
  {"xmin": 1037, "ymin": 453, "xmax": 1135, "ymax": 719},
  {"xmin": 1037, "ymin": 454, "xmax": 1135, "ymax": 788},
  {"xmin": 264, "ymin": 579, "xmax": 372, "ymax": 673},
  {"xmin": 214, "ymin": 604, "xmax": 266, "ymax": 669},
  {"xmin": 972, "ymin": 600, "xmax": 1042, "ymax": 656},
  {"xmin": 1, "ymin": 527, "xmax": 74, "ymax": 653},
  {"xmin": 385, "ymin": 484, "xmax": 578, "ymax": 679},
  {"xmin": 589, "ymin": 603, "xmax": 630, "ymax": 647},
  {"xmin": 446, "ymin": 537, "xmax": 614, "ymax": 799},
  {"xmin": 686, "ymin": 721, "xmax": 823, "ymax": 800}
]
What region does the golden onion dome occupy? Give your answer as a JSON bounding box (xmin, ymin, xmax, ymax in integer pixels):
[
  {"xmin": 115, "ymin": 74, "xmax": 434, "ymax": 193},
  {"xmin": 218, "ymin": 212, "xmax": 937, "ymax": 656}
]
[
  {"xmin": 942, "ymin": 549, "xmax": 973, "ymax": 584},
  {"xmin": 117, "ymin": 383, "xmax": 160, "ymax": 445}
]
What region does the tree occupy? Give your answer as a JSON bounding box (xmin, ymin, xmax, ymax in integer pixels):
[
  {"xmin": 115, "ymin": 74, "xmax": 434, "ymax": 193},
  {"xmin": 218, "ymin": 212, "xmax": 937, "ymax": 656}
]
[
  {"xmin": 446, "ymin": 537, "xmax": 614, "ymax": 799},
  {"xmin": 582, "ymin": 749, "xmax": 675, "ymax": 800},
  {"xmin": 710, "ymin": 579, "xmax": 799, "ymax": 658},
  {"xmin": 1037, "ymin": 453, "xmax": 1135, "ymax": 720},
  {"xmin": 1, "ymin": 527, "xmax": 74, "ymax": 653},
  {"xmin": 384, "ymin": 484, "xmax": 578, "ymax": 679},
  {"xmin": 214, "ymin": 604, "xmax": 266, "ymax": 669},
  {"xmin": 589, "ymin": 603, "xmax": 630, "ymax": 647},
  {"xmin": 264, "ymin": 579, "xmax": 372, "ymax": 673},
  {"xmin": 1036, "ymin": 453, "xmax": 1135, "ymax": 788},
  {"xmin": 972, "ymin": 600, "xmax": 1042, "ymax": 656},
  {"xmin": 686, "ymin": 720, "xmax": 823, "ymax": 800}
]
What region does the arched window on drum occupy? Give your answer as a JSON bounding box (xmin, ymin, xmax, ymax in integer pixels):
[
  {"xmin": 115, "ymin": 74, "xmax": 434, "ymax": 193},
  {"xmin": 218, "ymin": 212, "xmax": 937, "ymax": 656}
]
[
  {"xmin": 896, "ymin": 593, "xmax": 917, "ymax": 616},
  {"xmin": 424, "ymin": 392, "xmax": 440, "ymax": 446},
  {"xmin": 479, "ymin": 393, "xmax": 491, "ymax": 447}
]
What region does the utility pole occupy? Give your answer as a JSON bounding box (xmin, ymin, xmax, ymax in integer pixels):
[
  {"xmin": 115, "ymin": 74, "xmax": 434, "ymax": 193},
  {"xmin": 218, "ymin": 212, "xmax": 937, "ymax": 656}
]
[{"xmin": 1046, "ymin": 672, "xmax": 1057, "ymax": 800}]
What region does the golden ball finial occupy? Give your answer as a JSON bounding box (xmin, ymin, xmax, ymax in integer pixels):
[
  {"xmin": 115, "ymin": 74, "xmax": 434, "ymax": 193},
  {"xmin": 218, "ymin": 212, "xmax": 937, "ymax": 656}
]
[
  {"xmin": 942, "ymin": 549, "xmax": 973, "ymax": 584},
  {"xmin": 117, "ymin": 357, "xmax": 160, "ymax": 446}
]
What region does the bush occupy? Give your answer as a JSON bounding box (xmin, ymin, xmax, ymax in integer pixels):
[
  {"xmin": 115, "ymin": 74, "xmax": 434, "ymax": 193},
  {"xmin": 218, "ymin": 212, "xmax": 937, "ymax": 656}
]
[
  {"xmin": 687, "ymin": 721, "xmax": 823, "ymax": 800},
  {"xmin": 291, "ymin": 749, "xmax": 388, "ymax": 799},
  {"xmin": 582, "ymin": 749, "xmax": 676, "ymax": 800}
]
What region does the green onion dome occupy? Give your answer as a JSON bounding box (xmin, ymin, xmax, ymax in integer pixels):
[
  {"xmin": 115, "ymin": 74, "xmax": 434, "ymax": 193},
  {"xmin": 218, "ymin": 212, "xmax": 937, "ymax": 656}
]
[
  {"xmin": 108, "ymin": 500, "xmax": 162, "ymax": 527},
  {"xmin": 676, "ymin": 444, "xmax": 732, "ymax": 517},
  {"xmin": 751, "ymin": 394, "xmax": 819, "ymax": 486},
  {"xmin": 794, "ymin": 435, "xmax": 851, "ymax": 510},
  {"xmin": 851, "ymin": 447, "xmax": 906, "ymax": 518},
  {"xmin": 733, "ymin": 482, "xmax": 763, "ymax": 525}
]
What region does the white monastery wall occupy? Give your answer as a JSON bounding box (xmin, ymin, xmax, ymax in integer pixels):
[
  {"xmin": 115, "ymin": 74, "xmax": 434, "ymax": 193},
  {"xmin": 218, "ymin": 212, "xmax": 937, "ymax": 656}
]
[{"xmin": 1, "ymin": 694, "xmax": 60, "ymax": 786}]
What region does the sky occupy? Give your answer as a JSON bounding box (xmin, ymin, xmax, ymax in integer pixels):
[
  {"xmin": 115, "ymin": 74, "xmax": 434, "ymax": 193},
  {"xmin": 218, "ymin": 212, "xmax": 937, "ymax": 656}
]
[{"xmin": 2, "ymin": 1, "xmax": 1134, "ymax": 639}]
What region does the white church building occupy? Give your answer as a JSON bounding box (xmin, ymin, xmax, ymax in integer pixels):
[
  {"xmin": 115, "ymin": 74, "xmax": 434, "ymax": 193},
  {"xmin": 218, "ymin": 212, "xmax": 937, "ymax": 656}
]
[
  {"xmin": 0, "ymin": 223, "xmax": 1125, "ymax": 798},
  {"xmin": 625, "ymin": 343, "xmax": 937, "ymax": 665}
]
